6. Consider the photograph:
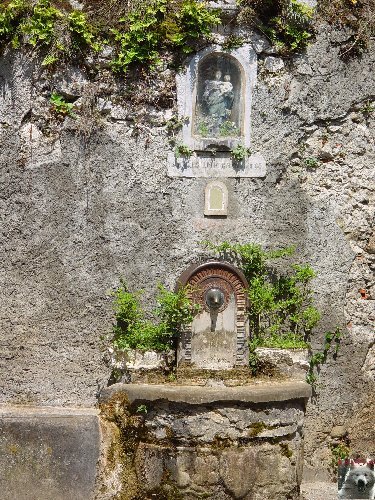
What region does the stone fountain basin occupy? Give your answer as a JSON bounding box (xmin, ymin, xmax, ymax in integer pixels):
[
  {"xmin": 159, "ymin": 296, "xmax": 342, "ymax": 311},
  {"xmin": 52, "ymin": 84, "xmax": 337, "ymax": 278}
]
[
  {"xmin": 99, "ymin": 381, "xmax": 311, "ymax": 499},
  {"xmin": 100, "ymin": 380, "xmax": 311, "ymax": 405}
]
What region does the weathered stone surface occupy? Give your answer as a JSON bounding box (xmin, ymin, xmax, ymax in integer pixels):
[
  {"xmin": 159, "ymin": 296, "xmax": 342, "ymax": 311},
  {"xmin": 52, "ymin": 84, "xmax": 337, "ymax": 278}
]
[
  {"xmin": 0, "ymin": 21, "xmax": 374, "ymax": 489},
  {"xmin": 255, "ymin": 347, "xmax": 309, "ymax": 380},
  {"xmin": 109, "ymin": 348, "xmax": 174, "ymax": 371},
  {"xmin": 0, "ymin": 406, "xmax": 100, "ymax": 500},
  {"xmin": 100, "ymin": 381, "xmax": 311, "ymax": 406},
  {"xmin": 219, "ymin": 448, "xmax": 258, "ymax": 498},
  {"xmin": 264, "ymin": 56, "xmax": 285, "ymax": 73}
]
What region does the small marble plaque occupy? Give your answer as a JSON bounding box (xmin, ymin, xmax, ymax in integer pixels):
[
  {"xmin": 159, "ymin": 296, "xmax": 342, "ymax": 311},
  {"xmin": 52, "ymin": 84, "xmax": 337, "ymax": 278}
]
[{"xmin": 204, "ymin": 181, "xmax": 228, "ymax": 216}]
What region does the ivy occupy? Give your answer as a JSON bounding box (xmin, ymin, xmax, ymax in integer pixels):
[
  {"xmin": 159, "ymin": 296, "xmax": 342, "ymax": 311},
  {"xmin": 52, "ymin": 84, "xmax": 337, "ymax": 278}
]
[{"xmin": 306, "ymin": 327, "xmax": 342, "ymax": 386}]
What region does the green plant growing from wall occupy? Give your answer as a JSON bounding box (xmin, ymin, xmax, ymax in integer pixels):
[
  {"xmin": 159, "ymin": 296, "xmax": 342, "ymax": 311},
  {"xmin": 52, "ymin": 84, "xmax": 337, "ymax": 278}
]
[
  {"xmin": 330, "ymin": 441, "xmax": 350, "ymax": 472},
  {"xmin": 110, "ymin": 280, "xmax": 199, "ymax": 352},
  {"xmin": 230, "ymin": 144, "xmax": 251, "ymax": 161},
  {"xmin": 203, "ymin": 240, "xmax": 343, "ymax": 381},
  {"xmin": 306, "ymin": 327, "xmax": 342, "ymax": 386},
  {"xmin": 0, "ymin": 0, "xmax": 221, "ymax": 76},
  {"xmin": 20, "ymin": 0, "xmax": 62, "ymax": 47},
  {"xmin": 222, "ymin": 34, "xmax": 245, "ymax": 51},
  {"xmin": 110, "ymin": 0, "xmax": 221, "ymax": 72},
  {"xmin": 175, "ymin": 144, "xmax": 193, "ymax": 158},
  {"xmin": 220, "ymin": 120, "xmax": 239, "ymax": 137},
  {"xmin": 202, "ymin": 241, "xmax": 319, "ymax": 347},
  {"xmin": 68, "ymin": 10, "xmax": 102, "ymax": 52},
  {"xmin": 238, "ymin": 0, "xmax": 314, "ymax": 52},
  {"xmin": 50, "ymin": 92, "xmax": 76, "ymax": 117},
  {"xmin": 304, "ymin": 157, "xmax": 319, "ymax": 168},
  {"xmin": 0, "ymin": 0, "xmax": 27, "ymax": 42}
]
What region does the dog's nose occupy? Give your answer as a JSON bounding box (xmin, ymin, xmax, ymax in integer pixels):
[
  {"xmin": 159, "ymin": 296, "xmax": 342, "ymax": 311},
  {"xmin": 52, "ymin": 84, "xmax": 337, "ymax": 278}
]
[{"xmin": 357, "ymin": 479, "xmax": 366, "ymax": 491}]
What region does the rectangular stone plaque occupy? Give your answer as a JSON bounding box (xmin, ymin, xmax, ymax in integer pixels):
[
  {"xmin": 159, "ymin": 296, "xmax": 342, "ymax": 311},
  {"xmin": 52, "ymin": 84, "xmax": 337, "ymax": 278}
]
[{"xmin": 168, "ymin": 152, "xmax": 266, "ymax": 178}]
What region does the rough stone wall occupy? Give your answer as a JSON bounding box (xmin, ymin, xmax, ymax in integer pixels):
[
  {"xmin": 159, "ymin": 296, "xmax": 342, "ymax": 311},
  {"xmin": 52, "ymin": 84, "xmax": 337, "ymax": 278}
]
[{"xmin": 0, "ymin": 22, "xmax": 374, "ymax": 477}]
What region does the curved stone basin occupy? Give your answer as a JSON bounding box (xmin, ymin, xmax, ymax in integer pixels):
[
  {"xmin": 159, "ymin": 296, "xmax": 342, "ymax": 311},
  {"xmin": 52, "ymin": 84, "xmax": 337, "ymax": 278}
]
[{"xmin": 98, "ymin": 381, "xmax": 311, "ymax": 499}]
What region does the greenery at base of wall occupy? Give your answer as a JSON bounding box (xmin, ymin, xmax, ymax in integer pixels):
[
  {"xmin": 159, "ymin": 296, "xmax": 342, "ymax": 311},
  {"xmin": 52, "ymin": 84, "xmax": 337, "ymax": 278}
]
[{"xmin": 110, "ymin": 280, "xmax": 200, "ymax": 352}]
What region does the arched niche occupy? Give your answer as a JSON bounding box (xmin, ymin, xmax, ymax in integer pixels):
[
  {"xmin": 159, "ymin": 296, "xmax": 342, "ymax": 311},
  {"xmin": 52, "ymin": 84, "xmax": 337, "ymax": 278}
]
[
  {"xmin": 176, "ymin": 44, "xmax": 257, "ymax": 153},
  {"xmin": 176, "ymin": 261, "xmax": 249, "ymax": 370},
  {"xmin": 193, "ymin": 52, "xmax": 244, "ymax": 140},
  {"xmin": 204, "ymin": 181, "xmax": 228, "ymax": 216}
]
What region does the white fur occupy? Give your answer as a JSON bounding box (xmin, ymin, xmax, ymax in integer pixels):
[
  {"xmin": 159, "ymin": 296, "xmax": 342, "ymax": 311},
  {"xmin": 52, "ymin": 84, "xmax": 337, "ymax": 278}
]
[{"xmin": 338, "ymin": 461, "xmax": 375, "ymax": 499}]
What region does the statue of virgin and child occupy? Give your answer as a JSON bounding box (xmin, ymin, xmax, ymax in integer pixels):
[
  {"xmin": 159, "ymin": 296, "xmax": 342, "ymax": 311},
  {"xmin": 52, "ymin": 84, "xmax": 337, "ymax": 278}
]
[{"xmin": 197, "ymin": 70, "xmax": 236, "ymax": 136}]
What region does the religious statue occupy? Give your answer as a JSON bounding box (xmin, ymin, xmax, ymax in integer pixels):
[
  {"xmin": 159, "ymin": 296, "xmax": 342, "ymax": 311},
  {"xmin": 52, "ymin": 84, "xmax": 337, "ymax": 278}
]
[{"xmin": 195, "ymin": 69, "xmax": 239, "ymax": 138}]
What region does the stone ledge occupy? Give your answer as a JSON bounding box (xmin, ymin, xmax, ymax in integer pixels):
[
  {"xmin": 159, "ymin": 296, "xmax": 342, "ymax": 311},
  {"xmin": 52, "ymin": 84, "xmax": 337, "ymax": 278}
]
[
  {"xmin": 0, "ymin": 404, "xmax": 99, "ymax": 417},
  {"xmin": 100, "ymin": 380, "xmax": 311, "ymax": 405}
]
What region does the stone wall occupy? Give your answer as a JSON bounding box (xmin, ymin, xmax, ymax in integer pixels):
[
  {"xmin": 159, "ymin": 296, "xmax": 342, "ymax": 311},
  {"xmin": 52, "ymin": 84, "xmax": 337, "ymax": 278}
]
[{"xmin": 0, "ymin": 17, "xmax": 374, "ymax": 482}]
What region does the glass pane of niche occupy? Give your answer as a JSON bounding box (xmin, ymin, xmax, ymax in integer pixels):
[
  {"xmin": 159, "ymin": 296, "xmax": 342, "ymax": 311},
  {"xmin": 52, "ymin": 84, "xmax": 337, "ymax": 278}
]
[{"xmin": 193, "ymin": 53, "xmax": 243, "ymax": 140}]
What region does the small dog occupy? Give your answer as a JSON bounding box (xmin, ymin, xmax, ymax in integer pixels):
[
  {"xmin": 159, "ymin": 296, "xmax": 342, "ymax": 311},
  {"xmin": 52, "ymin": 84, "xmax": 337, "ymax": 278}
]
[{"xmin": 338, "ymin": 460, "xmax": 375, "ymax": 499}]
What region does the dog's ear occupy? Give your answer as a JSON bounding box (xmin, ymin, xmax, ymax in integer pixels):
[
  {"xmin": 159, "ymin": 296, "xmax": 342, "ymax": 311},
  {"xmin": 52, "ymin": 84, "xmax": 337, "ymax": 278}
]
[{"xmin": 366, "ymin": 460, "xmax": 374, "ymax": 470}]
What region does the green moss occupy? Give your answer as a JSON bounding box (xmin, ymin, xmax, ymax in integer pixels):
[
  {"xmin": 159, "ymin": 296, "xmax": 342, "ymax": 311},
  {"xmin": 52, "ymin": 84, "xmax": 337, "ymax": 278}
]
[
  {"xmin": 100, "ymin": 393, "xmax": 149, "ymax": 499},
  {"xmin": 248, "ymin": 421, "xmax": 267, "ymax": 437},
  {"xmin": 280, "ymin": 442, "xmax": 293, "ymax": 458}
]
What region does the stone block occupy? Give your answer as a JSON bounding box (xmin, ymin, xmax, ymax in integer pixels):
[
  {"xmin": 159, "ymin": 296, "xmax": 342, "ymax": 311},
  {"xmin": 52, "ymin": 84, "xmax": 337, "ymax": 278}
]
[
  {"xmin": 255, "ymin": 348, "xmax": 309, "ymax": 380},
  {"xmin": 0, "ymin": 406, "xmax": 100, "ymax": 500},
  {"xmin": 219, "ymin": 448, "xmax": 258, "ymax": 498}
]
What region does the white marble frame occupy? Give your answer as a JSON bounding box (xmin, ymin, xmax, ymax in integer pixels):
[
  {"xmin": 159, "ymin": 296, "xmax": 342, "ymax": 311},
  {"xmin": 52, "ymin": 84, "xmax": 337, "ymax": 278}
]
[
  {"xmin": 176, "ymin": 44, "xmax": 257, "ymax": 151},
  {"xmin": 169, "ymin": 44, "xmax": 266, "ymax": 178}
]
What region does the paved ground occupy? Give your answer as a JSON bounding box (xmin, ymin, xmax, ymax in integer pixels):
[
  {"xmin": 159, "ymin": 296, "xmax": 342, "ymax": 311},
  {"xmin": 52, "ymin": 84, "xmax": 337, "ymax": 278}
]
[{"xmin": 301, "ymin": 482, "xmax": 338, "ymax": 499}]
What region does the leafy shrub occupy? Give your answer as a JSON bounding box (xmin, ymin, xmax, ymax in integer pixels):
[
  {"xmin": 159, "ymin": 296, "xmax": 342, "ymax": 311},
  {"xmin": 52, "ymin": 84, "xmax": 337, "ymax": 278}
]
[
  {"xmin": 202, "ymin": 241, "xmax": 319, "ymax": 348},
  {"xmin": 0, "ymin": 0, "xmax": 220, "ymax": 74},
  {"xmin": 0, "ymin": 0, "xmax": 27, "ymax": 41},
  {"xmin": 20, "ymin": 0, "xmax": 62, "ymax": 47},
  {"xmin": 110, "ymin": 0, "xmax": 221, "ymax": 72},
  {"xmin": 111, "ymin": 280, "xmax": 199, "ymax": 351},
  {"xmin": 68, "ymin": 10, "xmax": 101, "ymax": 52}
]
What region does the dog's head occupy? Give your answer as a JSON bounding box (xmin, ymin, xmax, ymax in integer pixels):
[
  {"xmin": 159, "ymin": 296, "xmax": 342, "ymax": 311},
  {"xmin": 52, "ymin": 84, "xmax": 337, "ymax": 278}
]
[{"xmin": 347, "ymin": 460, "xmax": 375, "ymax": 493}]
